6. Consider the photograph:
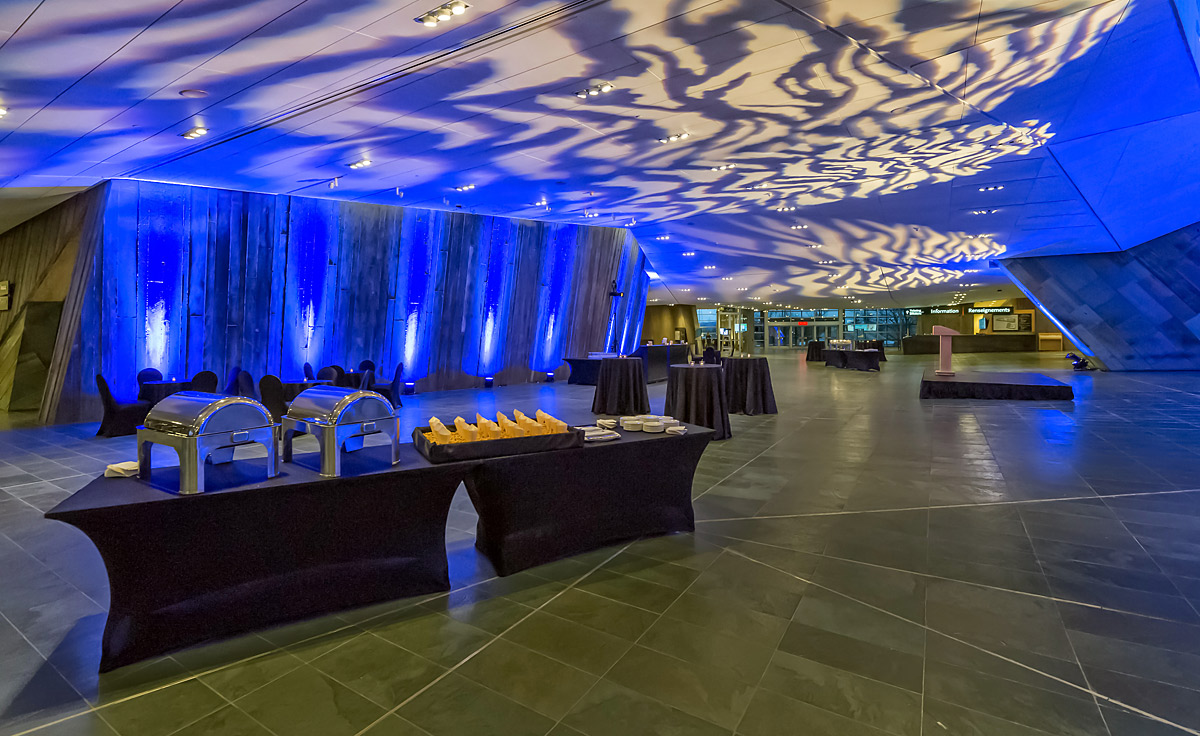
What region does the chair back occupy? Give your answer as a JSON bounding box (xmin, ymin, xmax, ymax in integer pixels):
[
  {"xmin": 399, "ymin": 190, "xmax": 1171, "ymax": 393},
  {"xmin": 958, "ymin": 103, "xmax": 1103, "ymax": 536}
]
[
  {"xmin": 258, "ymin": 375, "xmax": 287, "ymax": 422},
  {"xmin": 388, "ymin": 363, "xmax": 404, "ymax": 407},
  {"xmin": 303, "ymin": 362, "xmax": 316, "ymax": 381},
  {"xmin": 358, "ymin": 369, "xmax": 375, "ymax": 394},
  {"xmin": 358, "ymin": 359, "xmax": 375, "ymax": 372},
  {"xmin": 137, "ymin": 368, "xmax": 163, "ymax": 384},
  {"xmin": 236, "ymin": 370, "xmax": 258, "ymax": 400},
  {"xmin": 190, "ymin": 370, "xmax": 219, "ymax": 393},
  {"xmin": 316, "ymin": 365, "xmax": 338, "ymax": 382},
  {"xmin": 702, "ymin": 347, "xmax": 719, "ymax": 365},
  {"xmin": 95, "ymin": 374, "xmax": 118, "ymax": 411}
]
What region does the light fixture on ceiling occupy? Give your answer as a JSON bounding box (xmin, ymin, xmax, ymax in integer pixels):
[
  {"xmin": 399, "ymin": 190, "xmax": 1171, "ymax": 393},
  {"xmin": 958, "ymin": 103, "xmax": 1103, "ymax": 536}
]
[
  {"xmin": 805, "ymin": 244, "xmax": 823, "ymax": 249},
  {"xmin": 657, "ymin": 132, "xmax": 691, "ymax": 144},
  {"xmin": 654, "ymin": 235, "xmax": 669, "ymax": 240},
  {"xmin": 0, "ymin": 107, "xmax": 7, "ymax": 118},
  {"xmin": 789, "ymin": 224, "xmax": 808, "ymax": 230},
  {"xmin": 737, "ymin": 287, "xmax": 749, "ymax": 291},
  {"xmin": 583, "ymin": 211, "xmax": 599, "ymax": 218},
  {"xmin": 532, "ymin": 198, "xmax": 548, "ymax": 206},
  {"xmin": 648, "ymin": 299, "xmax": 660, "ymax": 302},
  {"xmin": 646, "ymin": 271, "xmax": 660, "ymax": 279},
  {"xmin": 180, "ymin": 126, "xmax": 208, "ymax": 140},
  {"xmin": 971, "ymin": 209, "xmax": 998, "ymax": 215},
  {"xmin": 348, "ymin": 158, "xmax": 372, "ymax": 169},
  {"xmin": 978, "ymin": 185, "xmax": 1004, "ymax": 192},
  {"xmin": 710, "ymin": 164, "xmax": 736, "ymax": 171},
  {"xmin": 681, "ymin": 251, "xmax": 695, "ymax": 257},
  {"xmin": 680, "ymin": 288, "xmax": 692, "ymax": 292},
  {"xmin": 416, "ymin": 1, "xmax": 468, "ymax": 26},
  {"xmin": 776, "ymin": 206, "xmax": 796, "ymax": 212},
  {"xmin": 575, "ymin": 81, "xmax": 615, "ymax": 99},
  {"xmin": 721, "ymin": 277, "xmax": 733, "ymax": 281},
  {"xmin": 179, "ymin": 89, "xmax": 208, "ymax": 98},
  {"xmin": 703, "ymin": 265, "xmax": 716, "ymax": 270},
  {"xmin": 697, "ymin": 297, "xmax": 708, "ymax": 301},
  {"xmin": 453, "ymin": 184, "xmax": 475, "ymax": 191}
]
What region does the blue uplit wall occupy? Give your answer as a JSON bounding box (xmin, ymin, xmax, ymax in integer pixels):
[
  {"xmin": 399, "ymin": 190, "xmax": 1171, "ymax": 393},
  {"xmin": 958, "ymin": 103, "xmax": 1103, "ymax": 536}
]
[{"xmin": 64, "ymin": 179, "xmax": 648, "ymax": 413}]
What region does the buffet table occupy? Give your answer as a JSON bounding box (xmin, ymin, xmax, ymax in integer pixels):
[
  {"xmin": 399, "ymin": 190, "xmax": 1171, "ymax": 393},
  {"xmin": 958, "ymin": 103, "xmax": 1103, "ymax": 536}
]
[
  {"xmin": 46, "ymin": 444, "xmax": 464, "ymax": 672},
  {"xmin": 46, "ymin": 423, "xmax": 714, "ymax": 671},
  {"xmin": 466, "ymin": 424, "xmax": 713, "ymax": 575},
  {"xmin": 823, "ymin": 349, "xmax": 882, "ymax": 371}
]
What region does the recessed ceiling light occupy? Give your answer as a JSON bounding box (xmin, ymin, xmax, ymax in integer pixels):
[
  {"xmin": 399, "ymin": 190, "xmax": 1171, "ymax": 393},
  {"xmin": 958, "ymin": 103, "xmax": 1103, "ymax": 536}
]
[
  {"xmin": 721, "ymin": 277, "xmax": 733, "ymax": 281},
  {"xmin": 657, "ymin": 132, "xmax": 691, "ymax": 144},
  {"xmin": 453, "ymin": 184, "xmax": 475, "ymax": 191},
  {"xmin": 415, "ymin": 2, "xmax": 469, "ymax": 26},
  {"xmin": 971, "ymin": 209, "xmax": 998, "ymax": 215},
  {"xmin": 681, "ymin": 289, "xmax": 692, "ymax": 292},
  {"xmin": 710, "ymin": 164, "xmax": 736, "ymax": 171},
  {"xmin": 0, "ymin": 107, "xmax": 8, "ymax": 117},
  {"xmin": 901, "ymin": 183, "xmax": 917, "ymax": 190},
  {"xmin": 655, "ymin": 235, "xmax": 669, "ymax": 240},
  {"xmin": 978, "ymin": 185, "xmax": 1004, "ymax": 192},
  {"xmin": 790, "ymin": 224, "xmax": 808, "ymax": 230},
  {"xmin": 737, "ymin": 287, "xmax": 749, "ymax": 291},
  {"xmin": 179, "ymin": 89, "xmax": 208, "ymax": 98},
  {"xmin": 180, "ymin": 126, "xmax": 208, "ymax": 139},
  {"xmin": 703, "ymin": 265, "xmax": 716, "ymax": 270},
  {"xmin": 348, "ymin": 158, "xmax": 372, "ymax": 169},
  {"xmin": 776, "ymin": 206, "xmax": 796, "ymax": 212},
  {"xmin": 682, "ymin": 251, "xmax": 695, "ymax": 257}
]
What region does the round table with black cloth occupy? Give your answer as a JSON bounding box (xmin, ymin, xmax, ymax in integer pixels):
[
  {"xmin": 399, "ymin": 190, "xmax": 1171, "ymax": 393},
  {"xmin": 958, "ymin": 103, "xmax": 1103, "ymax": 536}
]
[
  {"xmin": 281, "ymin": 379, "xmax": 332, "ymax": 402},
  {"xmin": 138, "ymin": 380, "xmax": 190, "ymax": 405},
  {"xmin": 854, "ymin": 339, "xmax": 887, "ymax": 360},
  {"xmin": 805, "ymin": 341, "xmax": 826, "ymax": 361},
  {"xmin": 665, "ymin": 364, "xmax": 731, "ymax": 440},
  {"xmin": 823, "ymin": 349, "xmax": 882, "ymax": 371},
  {"xmin": 722, "ymin": 357, "xmax": 778, "ymax": 415},
  {"xmin": 591, "ymin": 358, "xmax": 651, "ymax": 415}
]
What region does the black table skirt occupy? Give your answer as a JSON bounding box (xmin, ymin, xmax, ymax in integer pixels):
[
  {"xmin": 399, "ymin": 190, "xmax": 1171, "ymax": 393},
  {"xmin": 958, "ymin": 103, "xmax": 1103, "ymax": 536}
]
[
  {"xmin": 564, "ymin": 358, "xmax": 602, "ymax": 385},
  {"xmin": 722, "ymin": 357, "xmax": 778, "ymax": 415},
  {"xmin": 592, "ymin": 358, "xmax": 651, "ymax": 415},
  {"xmin": 823, "ymin": 349, "xmax": 882, "ymax": 371},
  {"xmin": 805, "ymin": 341, "xmax": 826, "ymax": 361},
  {"xmin": 465, "ymin": 426, "xmax": 713, "ymax": 575},
  {"xmin": 45, "ymin": 445, "xmax": 464, "ymax": 672},
  {"xmin": 854, "ymin": 340, "xmax": 887, "ymax": 360},
  {"xmin": 665, "ymin": 364, "xmax": 732, "ymax": 440}
]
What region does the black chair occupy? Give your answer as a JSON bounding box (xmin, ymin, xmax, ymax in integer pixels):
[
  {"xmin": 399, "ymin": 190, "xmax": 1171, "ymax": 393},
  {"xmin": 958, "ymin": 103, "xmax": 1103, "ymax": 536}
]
[
  {"xmin": 357, "ymin": 369, "xmax": 375, "ymax": 396},
  {"xmin": 303, "ymin": 362, "xmax": 316, "ymax": 381},
  {"xmin": 316, "ymin": 365, "xmax": 343, "ymax": 385},
  {"xmin": 136, "ymin": 368, "xmax": 163, "ymax": 402},
  {"xmin": 703, "ymin": 347, "xmax": 720, "ymax": 365},
  {"xmin": 190, "ymin": 370, "xmax": 218, "ymax": 393},
  {"xmin": 258, "ymin": 375, "xmax": 287, "ymax": 423},
  {"xmin": 223, "ymin": 367, "xmax": 241, "ymax": 395},
  {"xmin": 235, "ymin": 371, "xmax": 258, "ymax": 400},
  {"xmin": 357, "ymin": 359, "xmax": 375, "ymax": 372},
  {"xmin": 371, "ymin": 363, "xmax": 404, "ymax": 408},
  {"xmin": 96, "ymin": 374, "xmax": 151, "ymax": 438}
]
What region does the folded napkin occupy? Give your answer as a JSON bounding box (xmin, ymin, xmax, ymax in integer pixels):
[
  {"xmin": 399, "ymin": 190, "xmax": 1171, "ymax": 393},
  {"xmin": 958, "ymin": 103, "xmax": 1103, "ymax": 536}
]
[{"xmin": 104, "ymin": 461, "xmax": 140, "ymax": 478}]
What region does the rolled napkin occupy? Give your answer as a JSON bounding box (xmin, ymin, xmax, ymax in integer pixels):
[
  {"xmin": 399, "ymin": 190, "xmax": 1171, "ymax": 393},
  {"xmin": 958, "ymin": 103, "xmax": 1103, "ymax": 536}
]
[{"xmin": 454, "ymin": 416, "xmax": 479, "ymax": 442}]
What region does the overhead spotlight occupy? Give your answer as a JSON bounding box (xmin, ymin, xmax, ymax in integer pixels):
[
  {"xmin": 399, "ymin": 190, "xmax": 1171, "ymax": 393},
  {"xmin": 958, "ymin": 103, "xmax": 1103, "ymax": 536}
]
[
  {"xmin": 575, "ymin": 91, "xmax": 588, "ymax": 99},
  {"xmin": 710, "ymin": 164, "xmax": 736, "ymax": 171},
  {"xmin": 436, "ymin": 6, "xmax": 452, "ymax": 19},
  {"xmin": 599, "ymin": 82, "xmax": 613, "ymax": 92},
  {"xmin": 415, "ymin": 2, "xmax": 469, "ymax": 26},
  {"xmin": 681, "ymin": 289, "xmax": 692, "ymax": 292},
  {"xmin": 453, "ymin": 184, "xmax": 476, "ymax": 191},
  {"xmin": 449, "ymin": 0, "xmax": 467, "ymax": 13},
  {"xmin": 180, "ymin": 126, "xmax": 208, "ymax": 139},
  {"xmin": 681, "ymin": 251, "xmax": 695, "ymax": 257},
  {"xmin": 776, "ymin": 206, "xmax": 796, "ymax": 212},
  {"xmin": 655, "ymin": 235, "xmax": 669, "ymax": 240},
  {"xmin": 737, "ymin": 287, "xmax": 749, "ymax": 291},
  {"xmin": 789, "ymin": 224, "xmax": 808, "ymax": 230},
  {"xmin": 575, "ymin": 81, "xmax": 616, "ymax": 99},
  {"xmin": 420, "ymin": 13, "xmax": 438, "ymax": 26},
  {"xmin": 721, "ymin": 277, "xmax": 733, "ymax": 281},
  {"xmin": 583, "ymin": 211, "xmax": 599, "ymax": 218},
  {"xmin": 588, "ymin": 88, "xmax": 599, "ymax": 96},
  {"xmin": 0, "ymin": 107, "xmax": 8, "ymax": 117},
  {"xmin": 703, "ymin": 265, "xmax": 716, "ymax": 270},
  {"xmin": 657, "ymin": 132, "xmax": 691, "ymax": 143},
  {"xmin": 697, "ymin": 297, "xmax": 708, "ymax": 301},
  {"xmin": 971, "ymin": 209, "xmax": 998, "ymax": 215},
  {"xmin": 348, "ymin": 158, "xmax": 372, "ymax": 169},
  {"xmin": 978, "ymin": 185, "xmax": 1005, "ymax": 192}
]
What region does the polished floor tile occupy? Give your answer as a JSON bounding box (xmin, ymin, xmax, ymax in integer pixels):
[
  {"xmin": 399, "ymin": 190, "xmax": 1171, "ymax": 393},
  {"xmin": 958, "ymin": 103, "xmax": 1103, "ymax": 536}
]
[{"xmin": 4, "ymin": 352, "xmax": 1200, "ymax": 734}]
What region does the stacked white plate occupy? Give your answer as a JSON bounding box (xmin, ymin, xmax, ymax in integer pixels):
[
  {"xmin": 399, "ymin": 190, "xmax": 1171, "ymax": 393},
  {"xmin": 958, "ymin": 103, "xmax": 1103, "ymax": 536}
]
[{"xmin": 619, "ymin": 417, "xmax": 644, "ymax": 431}]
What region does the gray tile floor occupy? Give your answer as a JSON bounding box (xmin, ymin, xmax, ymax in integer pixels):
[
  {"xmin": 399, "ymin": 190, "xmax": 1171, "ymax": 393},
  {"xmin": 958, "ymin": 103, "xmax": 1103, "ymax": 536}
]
[{"xmin": 3, "ymin": 351, "xmax": 1200, "ymax": 735}]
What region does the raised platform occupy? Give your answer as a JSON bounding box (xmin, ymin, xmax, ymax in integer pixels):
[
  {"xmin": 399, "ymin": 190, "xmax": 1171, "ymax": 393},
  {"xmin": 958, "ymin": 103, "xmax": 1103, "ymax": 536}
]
[{"xmin": 919, "ymin": 369, "xmax": 1074, "ymax": 401}]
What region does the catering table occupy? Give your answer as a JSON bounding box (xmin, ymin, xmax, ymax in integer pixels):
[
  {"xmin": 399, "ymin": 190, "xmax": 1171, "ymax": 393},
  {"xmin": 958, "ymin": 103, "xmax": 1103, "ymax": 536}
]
[
  {"xmin": 823, "ymin": 349, "xmax": 882, "ymax": 371},
  {"xmin": 281, "ymin": 379, "xmax": 331, "ymax": 401},
  {"xmin": 591, "ymin": 357, "xmax": 651, "ymax": 415},
  {"xmin": 564, "ymin": 358, "xmax": 602, "ymax": 385},
  {"xmin": 45, "ymin": 445, "xmax": 465, "ymax": 672},
  {"xmin": 138, "ymin": 380, "xmax": 189, "ymax": 404},
  {"xmin": 722, "ymin": 357, "xmax": 778, "ymax": 415},
  {"xmin": 853, "ymin": 340, "xmax": 887, "ymax": 360},
  {"xmin": 465, "ymin": 423, "xmax": 713, "ymax": 575},
  {"xmin": 665, "ymin": 364, "xmax": 732, "ymax": 440},
  {"xmin": 805, "ymin": 341, "xmax": 826, "ymax": 362}
]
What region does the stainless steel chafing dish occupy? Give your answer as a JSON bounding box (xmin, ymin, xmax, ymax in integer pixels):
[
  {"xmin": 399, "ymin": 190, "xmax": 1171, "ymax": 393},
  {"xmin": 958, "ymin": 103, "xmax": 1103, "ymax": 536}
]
[
  {"xmin": 281, "ymin": 386, "xmax": 400, "ymax": 477},
  {"xmin": 137, "ymin": 392, "xmax": 279, "ymax": 495}
]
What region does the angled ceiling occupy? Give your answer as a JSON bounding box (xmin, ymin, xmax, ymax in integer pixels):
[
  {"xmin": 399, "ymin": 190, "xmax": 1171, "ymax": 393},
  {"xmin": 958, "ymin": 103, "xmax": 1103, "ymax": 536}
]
[{"xmin": 1, "ymin": 0, "xmax": 1198, "ymax": 308}]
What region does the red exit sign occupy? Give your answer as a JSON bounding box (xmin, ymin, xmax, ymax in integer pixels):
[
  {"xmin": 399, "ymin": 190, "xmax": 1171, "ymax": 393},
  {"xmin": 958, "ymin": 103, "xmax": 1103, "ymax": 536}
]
[{"xmin": 796, "ymin": 321, "xmax": 809, "ymax": 326}]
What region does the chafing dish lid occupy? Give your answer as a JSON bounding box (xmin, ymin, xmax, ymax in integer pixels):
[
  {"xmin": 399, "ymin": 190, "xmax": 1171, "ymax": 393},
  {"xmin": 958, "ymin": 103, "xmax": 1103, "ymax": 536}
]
[
  {"xmin": 285, "ymin": 385, "xmax": 395, "ymax": 426},
  {"xmin": 143, "ymin": 392, "xmax": 274, "ymax": 437}
]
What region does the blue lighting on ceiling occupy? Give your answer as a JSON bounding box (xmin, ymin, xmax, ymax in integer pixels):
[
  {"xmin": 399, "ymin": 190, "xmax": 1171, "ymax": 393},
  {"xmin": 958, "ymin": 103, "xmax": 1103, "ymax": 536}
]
[
  {"xmin": 997, "ymin": 260, "xmax": 1095, "ymax": 357},
  {"xmin": 532, "ymin": 224, "xmax": 579, "ymax": 372}
]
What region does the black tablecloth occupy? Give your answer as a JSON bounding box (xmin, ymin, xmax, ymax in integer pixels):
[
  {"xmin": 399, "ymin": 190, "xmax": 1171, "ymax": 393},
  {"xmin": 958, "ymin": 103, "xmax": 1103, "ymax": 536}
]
[
  {"xmin": 564, "ymin": 358, "xmax": 602, "ymax": 385},
  {"xmin": 138, "ymin": 380, "xmax": 189, "ymax": 404},
  {"xmin": 281, "ymin": 379, "xmax": 331, "ymax": 401},
  {"xmin": 805, "ymin": 341, "xmax": 826, "ymax": 361},
  {"xmin": 665, "ymin": 364, "xmax": 731, "ymax": 440},
  {"xmin": 631, "ymin": 344, "xmax": 691, "ymax": 383},
  {"xmin": 592, "ymin": 358, "xmax": 651, "ymax": 415},
  {"xmin": 466, "ymin": 424, "xmax": 713, "ymax": 575},
  {"xmin": 823, "ymin": 349, "xmax": 882, "ymax": 371},
  {"xmin": 46, "ymin": 444, "xmax": 463, "ymax": 672},
  {"xmin": 854, "ymin": 340, "xmax": 887, "ymax": 360},
  {"xmin": 722, "ymin": 357, "xmax": 778, "ymax": 415}
]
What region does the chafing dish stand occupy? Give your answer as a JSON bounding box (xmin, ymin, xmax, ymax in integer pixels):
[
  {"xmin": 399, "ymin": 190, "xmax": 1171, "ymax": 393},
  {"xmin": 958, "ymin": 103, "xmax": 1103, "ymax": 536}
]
[
  {"xmin": 282, "ymin": 385, "xmax": 400, "ymax": 476},
  {"xmin": 137, "ymin": 391, "xmax": 278, "ymax": 494}
]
